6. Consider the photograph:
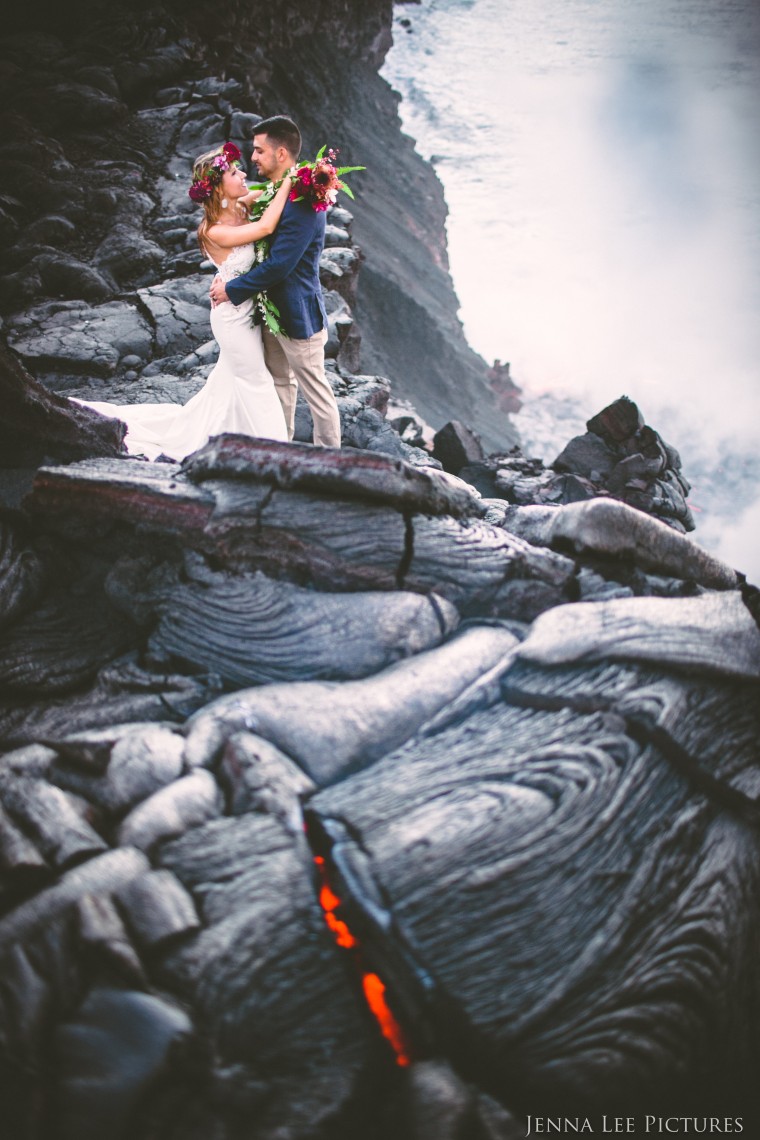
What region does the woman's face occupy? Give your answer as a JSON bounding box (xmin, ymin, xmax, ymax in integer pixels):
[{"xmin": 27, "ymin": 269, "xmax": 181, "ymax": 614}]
[{"xmin": 221, "ymin": 164, "xmax": 249, "ymax": 200}]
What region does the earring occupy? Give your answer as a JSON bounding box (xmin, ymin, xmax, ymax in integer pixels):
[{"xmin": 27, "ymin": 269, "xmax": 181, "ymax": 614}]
[{"xmin": 221, "ymin": 197, "xmax": 228, "ymax": 208}]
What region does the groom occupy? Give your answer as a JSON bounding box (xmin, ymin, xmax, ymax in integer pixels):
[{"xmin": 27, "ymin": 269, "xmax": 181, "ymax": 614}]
[{"xmin": 209, "ymin": 115, "xmax": 341, "ymax": 448}]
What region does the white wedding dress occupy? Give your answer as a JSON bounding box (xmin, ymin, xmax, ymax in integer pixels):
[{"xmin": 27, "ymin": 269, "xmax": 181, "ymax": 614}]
[{"xmin": 74, "ymin": 244, "xmax": 288, "ymax": 461}]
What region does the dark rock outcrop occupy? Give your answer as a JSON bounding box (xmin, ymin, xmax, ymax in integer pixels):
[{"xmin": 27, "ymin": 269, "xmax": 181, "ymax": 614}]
[
  {"xmin": 553, "ymin": 396, "xmax": 694, "ymax": 531},
  {"xmin": 432, "ymin": 420, "xmax": 485, "ymax": 475},
  {"xmin": 0, "ymin": 0, "xmax": 515, "ymax": 454},
  {"xmin": 471, "ymin": 396, "xmax": 696, "ymax": 537},
  {"xmin": 0, "ymin": 344, "xmax": 126, "ymax": 473}
]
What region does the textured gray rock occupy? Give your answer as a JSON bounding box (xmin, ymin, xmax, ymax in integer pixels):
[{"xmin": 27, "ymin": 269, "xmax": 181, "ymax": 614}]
[
  {"xmin": 32, "ymin": 253, "xmax": 113, "ymax": 303},
  {"xmin": 552, "ymin": 430, "xmax": 617, "ymax": 482},
  {"xmin": 41, "ymin": 82, "xmax": 126, "ymax": 127},
  {"xmin": 552, "ymin": 396, "xmax": 694, "ymax": 531},
  {"xmin": 115, "ymin": 869, "xmax": 200, "ymax": 948},
  {"xmin": 432, "ymin": 419, "xmax": 485, "ymax": 475},
  {"xmin": 147, "ymin": 568, "xmax": 459, "ymax": 686},
  {"xmin": 117, "ymin": 769, "xmax": 222, "ymax": 852},
  {"xmin": 103, "ymin": 726, "xmax": 185, "ymax": 812},
  {"xmin": 6, "ymin": 300, "xmax": 152, "ymax": 377},
  {"xmin": 404, "ymin": 514, "xmax": 575, "ymax": 613},
  {"xmin": 94, "ymin": 225, "xmax": 165, "ymax": 284},
  {"xmin": 0, "ymin": 444, "xmax": 758, "ymax": 1137},
  {"xmin": 309, "ymin": 655, "xmax": 760, "ymax": 1112},
  {"xmin": 0, "ymin": 590, "xmax": 136, "ymax": 696},
  {"xmin": 324, "ymin": 288, "xmax": 360, "ymax": 370},
  {"xmin": 490, "ymin": 397, "xmax": 697, "ymax": 536},
  {"xmin": 506, "ymin": 498, "xmax": 737, "ymax": 590},
  {"xmin": 319, "ymin": 245, "xmax": 360, "ymax": 298},
  {"xmin": 0, "ymin": 658, "xmax": 217, "ymax": 749},
  {"xmin": 220, "ymin": 731, "xmax": 315, "ymax": 827},
  {"xmin": 54, "ymin": 987, "xmax": 194, "ymax": 1140},
  {"xmin": 183, "ymin": 623, "xmax": 521, "ymax": 783},
  {"xmin": 137, "ymin": 276, "xmax": 210, "ymax": 357},
  {"xmin": 180, "ymin": 434, "xmax": 486, "ymax": 519},
  {"xmin": 0, "ymin": 776, "xmax": 107, "ymax": 869},
  {"xmin": 0, "ymin": 520, "xmax": 46, "ymax": 632},
  {"xmin": 517, "ymin": 591, "xmax": 760, "ymax": 678},
  {"xmin": 0, "ymin": 847, "xmax": 150, "ymax": 953}
]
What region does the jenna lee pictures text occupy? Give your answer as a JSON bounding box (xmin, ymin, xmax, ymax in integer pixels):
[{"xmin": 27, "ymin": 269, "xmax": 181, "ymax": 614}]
[{"xmin": 525, "ymin": 1118, "xmax": 744, "ymax": 1136}]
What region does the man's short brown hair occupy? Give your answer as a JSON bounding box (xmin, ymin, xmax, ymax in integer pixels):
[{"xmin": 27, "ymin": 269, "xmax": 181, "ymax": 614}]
[{"xmin": 253, "ymin": 115, "xmax": 302, "ymax": 160}]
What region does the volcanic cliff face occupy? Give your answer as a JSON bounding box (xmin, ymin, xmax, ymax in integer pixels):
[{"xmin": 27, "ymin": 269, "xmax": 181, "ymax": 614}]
[{"xmin": 0, "ymin": 0, "xmax": 517, "ymax": 452}]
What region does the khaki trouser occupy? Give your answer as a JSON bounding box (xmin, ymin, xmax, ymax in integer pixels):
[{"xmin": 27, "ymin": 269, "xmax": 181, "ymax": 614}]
[{"xmin": 262, "ymin": 325, "xmax": 341, "ymax": 448}]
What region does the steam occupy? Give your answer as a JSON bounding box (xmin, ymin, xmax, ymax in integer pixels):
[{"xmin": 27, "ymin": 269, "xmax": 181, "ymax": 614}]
[
  {"xmin": 384, "ymin": 0, "xmax": 760, "ymax": 578},
  {"xmin": 442, "ymin": 15, "xmax": 759, "ymax": 438}
]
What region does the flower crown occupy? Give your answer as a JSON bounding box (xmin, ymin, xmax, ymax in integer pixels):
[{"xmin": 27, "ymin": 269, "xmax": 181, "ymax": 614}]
[{"xmin": 188, "ymin": 142, "xmax": 242, "ymax": 203}]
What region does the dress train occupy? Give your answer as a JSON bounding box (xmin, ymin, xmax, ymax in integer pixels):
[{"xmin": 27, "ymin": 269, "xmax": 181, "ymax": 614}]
[{"xmin": 73, "ymin": 243, "xmax": 287, "ymax": 461}]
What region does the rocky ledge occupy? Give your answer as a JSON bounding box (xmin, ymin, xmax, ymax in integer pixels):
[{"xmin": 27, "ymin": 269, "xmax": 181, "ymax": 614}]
[{"xmin": 1, "ymin": 409, "xmax": 759, "ymax": 1136}]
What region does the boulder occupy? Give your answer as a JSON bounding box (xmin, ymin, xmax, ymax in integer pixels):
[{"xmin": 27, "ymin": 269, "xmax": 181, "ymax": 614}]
[
  {"xmin": 33, "ymin": 253, "xmax": 112, "ymax": 303},
  {"xmin": 94, "ymin": 226, "xmax": 165, "ymax": 285},
  {"xmin": 551, "ymin": 396, "xmax": 694, "ymax": 532},
  {"xmin": 432, "ymin": 420, "xmax": 485, "ymax": 475}
]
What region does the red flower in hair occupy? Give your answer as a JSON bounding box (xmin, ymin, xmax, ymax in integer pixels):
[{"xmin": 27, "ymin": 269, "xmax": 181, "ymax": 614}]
[{"xmin": 189, "ymin": 176, "xmax": 214, "ymax": 202}]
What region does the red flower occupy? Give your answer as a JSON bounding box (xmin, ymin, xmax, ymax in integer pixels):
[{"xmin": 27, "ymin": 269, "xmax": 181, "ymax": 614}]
[
  {"xmin": 189, "ymin": 177, "xmax": 213, "ymax": 202},
  {"xmin": 222, "ymin": 141, "xmax": 241, "ymax": 164},
  {"xmin": 284, "ymin": 145, "xmax": 363, "ymax": 212}
]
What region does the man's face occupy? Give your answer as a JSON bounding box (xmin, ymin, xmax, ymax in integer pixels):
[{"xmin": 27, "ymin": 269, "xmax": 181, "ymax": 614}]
[{"xmin": 251, "ymin": 134, "xmax": 282, "ymax": 180}]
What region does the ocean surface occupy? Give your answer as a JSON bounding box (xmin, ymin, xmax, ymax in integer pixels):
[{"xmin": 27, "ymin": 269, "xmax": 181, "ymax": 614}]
[{"xmin": 382, "ymin": 0, "xmax": 760, "ymax": 578}]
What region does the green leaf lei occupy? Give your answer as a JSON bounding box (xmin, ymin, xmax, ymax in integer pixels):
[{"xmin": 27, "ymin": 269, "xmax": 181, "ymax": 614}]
[{"xmin": 246, "ymin": 179, "xmax": 287, "ymax": 337}]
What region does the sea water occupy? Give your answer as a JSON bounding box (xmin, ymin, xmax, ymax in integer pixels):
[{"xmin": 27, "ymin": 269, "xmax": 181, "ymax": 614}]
[{"xmin": 383, "ymin": 0, "xmax": 760, "ymax": 577}]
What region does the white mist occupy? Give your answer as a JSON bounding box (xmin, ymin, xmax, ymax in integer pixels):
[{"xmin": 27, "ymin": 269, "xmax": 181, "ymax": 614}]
[{"xmin": 384, "ymin": 0, "xmax": 760, "ymax": 580}]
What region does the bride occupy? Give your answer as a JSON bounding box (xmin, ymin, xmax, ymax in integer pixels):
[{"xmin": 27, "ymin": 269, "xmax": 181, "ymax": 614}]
[{"xmin": 74, "ymin": 142, "xmax": 291, "ymax": 460}]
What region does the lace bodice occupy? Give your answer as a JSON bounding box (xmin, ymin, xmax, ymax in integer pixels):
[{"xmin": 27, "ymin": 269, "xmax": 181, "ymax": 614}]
[{"xmin": 211, "ymin": 242, "xmax": 257, "ymax": 282}]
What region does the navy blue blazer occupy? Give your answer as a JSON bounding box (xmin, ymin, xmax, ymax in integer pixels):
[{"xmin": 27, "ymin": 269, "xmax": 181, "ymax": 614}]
[{"xmin": 225, "ymin": 196, "xmax": 328, "ymax": 340}]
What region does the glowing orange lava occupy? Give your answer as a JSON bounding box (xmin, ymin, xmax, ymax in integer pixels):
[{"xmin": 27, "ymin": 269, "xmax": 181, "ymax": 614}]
[
  {"xmin": 321, "ymin": 891, "xmax": 358, "ymax": 949},
  {"xmin": 314, "ymin": 855, "xmax": 411, "ymax": 1066},
  {"xmin": 361, "ymin": 972, "xmax": 411, "ymax": 1067}
]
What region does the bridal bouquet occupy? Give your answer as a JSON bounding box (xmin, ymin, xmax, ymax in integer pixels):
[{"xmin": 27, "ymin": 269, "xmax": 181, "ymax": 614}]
[{"xmin": 248, "ymin": 146, "xmax": 364, "ymax": 335}]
